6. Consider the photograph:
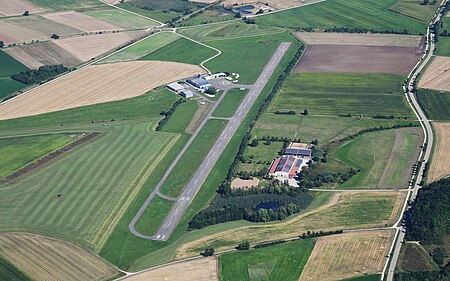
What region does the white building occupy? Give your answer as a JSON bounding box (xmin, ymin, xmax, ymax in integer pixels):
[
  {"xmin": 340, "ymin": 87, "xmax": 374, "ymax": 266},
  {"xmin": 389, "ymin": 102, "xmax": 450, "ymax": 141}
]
[
  {"xmin": 204, "ymin": 73, "xmax": 227, "ymax": 80},
  {"xmin": 166, "ymin": 82, "xmax": 184, "ymax": 93},
  {"xmin": 180, "ymin": 90, "xmax": 194, "ymax": 98}
]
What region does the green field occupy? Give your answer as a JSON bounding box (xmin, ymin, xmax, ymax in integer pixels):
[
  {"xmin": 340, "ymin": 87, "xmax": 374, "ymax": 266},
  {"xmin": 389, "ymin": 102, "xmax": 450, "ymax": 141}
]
[
  {"xmin": 270, "ymin": 73, "xmax": 412, "ymax": 117},
  {"xmin": 205, "ymin": 33, "xmax": 299, "ymax": 84},
  {"xmin": 436, "ymin": 18, "xmax": 450, "ymax": 56},
  {"xmin": 178, "ymin": 7, "xmax": 235, "ymax": 27},
  {"xmin": 101, "ymin": 32, "xmax": 180, "ymax": 64},
  {"xmin": 341, "ymin": 274, "xmax": 382, "ymax": 281},
  {"xmin": 134, "ymin": 195, "xmax": 174, "ymax": 236},
  {"xmin": 160, "ymin": 99, "xmax": 199, "ymax": 134},
  {"xmin": 85, "ymin": 8, "xmax": 159, "ymax": 29},
  {"xmin": 139, "ymin": 37, "xmax": 217, "ymax": 65},
  {"xmin": 416, "ymin": 89, "xmax": 450, "ymax": 120},
  {"xmin": 178, "ymin": 21, "xmax": 285, "ymax": 42},
  {"xmin": 0, "ymin": 134, "xmax": 74, "ymax": 179},
  {"xmin": 0, "ymin": 256, "xmax": 30, "ymax": 281},
  {"xmin": 238, "ymin": 141, "xmax": 283, "ymax": 173},
  {"xmin": 26, "ymin": 0, "xmax": 103, "ymax": 10},
  {"xmin": 117, "ymin": 3, "xmax": 181, "ymax": 23},
  {"xmin": 258, "ymin": 0, "xmax": 427, "ymax": 34},
  {"xmin": 0, "ymin": 50, "xmax": 28, "ymax": 100},
  {"xmin": 159, "ymin": 119, "xmax": 228, "ymax": 198},
  {"xmin": 389, "ymin": 0, "xmax": 437, "ymax": 22},
  {"xmin": 0, "ymin": 78, "xmax": 27, "ymax": 101},
  {"xmin": 219, "ymin": 239, "xmax": 315, "ymax": 281},
  {"xmin": 212, "ymin": 89, "xmax": 247, "ymax": 118},
  {"xmin": 254, "ymin": 114, "xmax": 418, "ymax": 144}
]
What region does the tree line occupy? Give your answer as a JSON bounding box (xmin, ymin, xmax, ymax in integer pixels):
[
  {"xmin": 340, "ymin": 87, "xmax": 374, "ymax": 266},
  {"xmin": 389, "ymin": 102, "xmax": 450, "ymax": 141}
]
[
  {"xmin": 156, "ymin": 98, "xmax": 186, "ymax": 131},
  {"xmin": 11, "ymin": 64, "xmax": 68, "ymax": 85}
]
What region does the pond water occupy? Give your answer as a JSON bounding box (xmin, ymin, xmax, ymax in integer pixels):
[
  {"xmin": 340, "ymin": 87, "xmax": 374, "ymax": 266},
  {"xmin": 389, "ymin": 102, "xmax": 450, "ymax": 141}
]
[{"xmin": 256, "ymin": 201, "xmax": 281, "ymax": 210}]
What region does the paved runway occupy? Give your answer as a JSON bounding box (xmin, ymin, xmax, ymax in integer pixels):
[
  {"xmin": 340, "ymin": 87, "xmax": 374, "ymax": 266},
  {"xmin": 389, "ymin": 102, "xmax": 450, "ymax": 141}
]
[{"xmin": 129, "ymin": 42, "xmax": 292, "ymax": 241}]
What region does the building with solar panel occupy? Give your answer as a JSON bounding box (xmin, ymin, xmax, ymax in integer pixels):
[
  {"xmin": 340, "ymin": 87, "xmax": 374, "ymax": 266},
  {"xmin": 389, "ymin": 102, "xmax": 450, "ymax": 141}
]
[
  {"xmin": 186, "ymin": 77, "xmax": 211, "ymax": 90},
  {"xmin": 284, "ymin": 142, "xmax": 312, "ymax": 158},
  {"xmin": 268, "ymin": 155, "xmax": 303, "ymax": 179}
]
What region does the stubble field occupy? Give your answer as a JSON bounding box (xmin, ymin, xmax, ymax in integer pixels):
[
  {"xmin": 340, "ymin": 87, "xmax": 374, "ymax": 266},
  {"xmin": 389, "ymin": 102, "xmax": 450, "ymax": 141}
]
[
  {"xmin": 428, "ymin": 122, "xmax": 450, "ymax": 182},
  {"xmin": 0, "ymin": 232, "xmax": 119, "ymax": 281},
  {"xmin": 299, "ymin": 230, "xmax": 395, "ymax": 281},
  {"xmin": 0, "ymin": 0, "xmax": 44, "ymax": 16},
  {"xmin": 0, "ymin": 60, "xmax": 203, "ymax": 120},
  {"xmin": 418, "ymin": 56, "xmax": 450, "ymax": 92}
]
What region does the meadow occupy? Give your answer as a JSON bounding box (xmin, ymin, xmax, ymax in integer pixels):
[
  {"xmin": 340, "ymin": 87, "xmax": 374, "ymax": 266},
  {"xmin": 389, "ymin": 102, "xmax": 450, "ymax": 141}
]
[
  {"xmin": 270, "ymin": 72, "xmax": 413, "ymax": 117},
  {"xmin": 0, "ymin": 256, "xmax": 30, "ymax": 281},
  {"xmin": 416, "ymin": 89, "xmax": 450, "ymax": 120},
  {"xmin": 389, "ymin": 0, "xmax": 437, "ymax": 22},
  {"xmin": 26, "ymin": 0, "xmax": 103, "ymax": 10},
  {"xmin": 85, "ymin": 8, "xmax": 159, "ymax": 29},
  {"xmin": 117, "ymin": 3, "xmax": 181, "ymax": 23},
  {"xmin": 178, "ymin": 6, "xmax": 235, "ymax": 27},
  {"xmin": 0, "ymin": 50, "xmax": 27, "ymax": 99},
  {"xmin": 134, "ymin": 195, "xmax": 174, "ymax": 236},
  {"xmin": 101, "ymin": 32, "xmax": 180, "ymax": 63},
  {"xmin": 436, "ymin": 36, "xmax": 450, "ymax": 56},
  {"xmin": 219, "ymin": 239, "xmax": 315, "ymax": 281},
  {"xmin": 212, "ymin": 89, "xmax": 247, "ymax": 118},
  {"xmin": 258, "ymin": 0, "xmax": 427, "ymax": 34},
  {"xmin": 0, "ymin": 77, "xmax": 27, "ymax": 100},
  {"xmin": 139, "ymin": 37, "xmax": 218, "ymax": 66},
  {"xmin": 0, "ymin": 134, "xmax": 74, "ymax": 179}
]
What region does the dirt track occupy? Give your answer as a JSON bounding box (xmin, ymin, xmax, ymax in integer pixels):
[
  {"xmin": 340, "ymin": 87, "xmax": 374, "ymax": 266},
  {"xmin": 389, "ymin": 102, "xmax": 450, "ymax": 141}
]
[
  {"xmin": 418, "ymin": 56, "xmax": 450, "ymax": 91},
  {"xmin": 428, "ymin": 122, "xmax": 450, "ymax": 181},
  {"xmin": 0, "ymin": 61, "xmax": 204, "ymax": 120}
]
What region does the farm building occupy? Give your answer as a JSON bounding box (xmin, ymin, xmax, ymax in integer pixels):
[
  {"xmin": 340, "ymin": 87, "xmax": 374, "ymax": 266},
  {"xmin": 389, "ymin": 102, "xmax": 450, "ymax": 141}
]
[
  {"xmin": 284, "ymin": 142, "xmax": 312, "ymax": 157},
  {"xmin": 268, "ymin": 155, "xmax": 303, "ymax": 179},
  {"xmin": 180, "ymin": 90, "xmax": 194, "ymax": 98},
  {"xmin": 204, "ymin": 73, "xmax": 227, "ymax": 80},
  {"xmin": 187, "ymin": 77, "xmax": 211, "ymax": 90},
  {"xmin": 166, "ymin": 82, "xmax": 184, "ymax": 93}
]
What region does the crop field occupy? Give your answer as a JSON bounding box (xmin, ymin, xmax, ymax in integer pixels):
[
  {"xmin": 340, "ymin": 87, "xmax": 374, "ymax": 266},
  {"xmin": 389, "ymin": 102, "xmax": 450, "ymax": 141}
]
[
  {"xmin": 0, "ymin": 134, "xmax": 74, "ymax": 179},
  {"xmin": 174, "ymin": 191, "xmax": 405, "ymax": 258},
  {"xmin": 139, "ymin": 37, "xmax": 217, "ymax": 66},
  {"xmin": 117, "ymin": 2, "xmax": 181, "ymax": 23},
  {"xmin": 53, "ymin": 32, "xmax": 138, "ymax": 62},
  {"xmin": 0, "ymin": 0, "xmax": 44, "ymax": 17},
  {"xmin": 270, "ymin": 73, "xmax": 412, "ymax": 117},
  {"xmin": 416, "ymin": 89, "xmax": 450, "ymax": 120},
  {"xmin": 295, "ymin": 32, "xmax": 424, "ymax": 47},
  {"xmin": 100, "ymin": 32, "xmax": 179, "ymax": 63},
  {"xmin": 0, "ymin": 50, "xmax": 28, "ymax": 100},
  {"xmin": 42, "ymin": 11, "xmax": 121, "ymax": 33},
  {"xmin": 178, "ymin": 21, "xmax": 285, "ymax": 42},
  {"xmin": 125, "ymin": 257, "xmax": 218, "ymax": 281},
  {"xmin": 0, "ymin": 78, "xmax": 26, "ymax": 100},
  {"xmin": 212, "ymin": 89, "xmax": 248, "ymax": 118},
  {"xmin": 0, "ymin": 233, "xmax": 118, "ymax": 281},
  {"xmin": 299, "ymin": 230, "xmax": 395, "ymax": 281},
  {"xmin": 0, "ymin": 121, "xmax": 177, "ymax": 249},
  {"xmin": 335, "ymin": 128, "xmax": 421, "ymax": 189},
  {"xmin": 296, "ymin": 45, "xmax": 422, "ymax": 74},
  {"xmin": 26, "ymin": 0, "xmax": 104, "ymax": 10},
  {"xmin": 219, "ymin": 239, "xmax": 315, "ymax": 281},
  {"xmin": 205, "ymin": 33, "xmax": 299, "ymax": 84},
  {"xmin": 0, "ymin": 61, "xmax": 203, "ymax": 121},
  {"xmin": 3, "ymin": 42, "xmax": 82, "ymax": 69},
  {"xmin": 160, "ymin": 119, "xmax": 228, "ymax": 198},
  {"xmin": 428, "ymin": 122, "xmax": 450, "ymax": 182},
  {"xmin": 389, "ymin": 0, "xmax": 437, "ymax": 22},
  {"xmin": 418, "ymin": 56, "xmax": 450, "ymax": 92},
  {"xmin": 134, "ymin": 195, "xmax": 174, "ymax": 236},
  {"xmin": 0, "ymin": 15, "xmax": 80, "ymax": 44},
  {"xmin": 397, "ymin": 243, "xmax": 437, "ymax": 272},
  {"xmin": 0, "ymin": 256, "xmax": 30, "ymax": 281},
  {"xmin": 258, "ymin": 0, "xmax": 427, "ymax": 33},
  {"xmin": 85, "ymin": 8, "xmax": 159, "ymax": 29},
  {"xmin": 253, "ymin": 114, "xmax": 418, "ymax": 144}
]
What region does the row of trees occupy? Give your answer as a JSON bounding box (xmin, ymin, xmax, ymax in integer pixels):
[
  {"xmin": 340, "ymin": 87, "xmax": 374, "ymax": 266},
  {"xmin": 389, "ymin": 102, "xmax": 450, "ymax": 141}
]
[
  {"xmin": 324, "ymin": 26, "xmax": 414, "ymax": 35},
  {"xmin": 156, "ymin": 98, "xmax": 186, "ymax": 131},
  {"xmin": 11, "ymin": 64, "xmax": 68, "ymax": 85},
  {"xmin": 334, "ymin": 123, "xmax": 418, "ymax": 143}
]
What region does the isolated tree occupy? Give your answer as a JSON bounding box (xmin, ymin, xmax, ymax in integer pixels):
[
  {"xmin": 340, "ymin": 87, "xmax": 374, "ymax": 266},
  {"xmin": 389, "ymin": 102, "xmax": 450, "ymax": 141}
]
[
  {"xmin": 51, "ymin": 34, "xmax": 60, "ymax": 39},
  {"xmin": 303, "ymin": 109, "xmax": 309, "ymax": 115},
  {"xmin": 202, "ymin": 247, "xmax": 215, "ymax": 256},
  {"xmin": 0, "ymin": 41, "xmax": 4, "ymax": 48},
  {"xmin": 23, "ymin": 11, "xmax": 29, "ymax": 16},
  {"xmin": 237, "ymin": 241, "xmax": 250, "ymax": 250}
]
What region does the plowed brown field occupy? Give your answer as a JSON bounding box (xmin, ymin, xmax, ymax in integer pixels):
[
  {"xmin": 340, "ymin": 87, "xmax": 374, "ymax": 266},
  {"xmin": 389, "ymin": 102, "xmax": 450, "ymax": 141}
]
[
  {"xmin": 0, "ymin": 0, "xmax": 44, "ymax": 16},
  {"xmin": 428, "ymin": 122, "xmax": 450, "ymax": 181},
  {"xmin": 124, "ymin": 257, "xmax": 218, "ymax": 281},
  {"xmin": 299, "ymin": 230, "xmax": 395, "ymax": 281},
  {"xmin": 418, "ymin": 56, "xmax": 450, "ymax": 91},
  {"xmin": 0, "ymin": 232, "xmax": 118, "ymax": 281},
  {"xmin": 43, "ymin": 11, "xmax": 121, "ymax": 32},
  {"xmin": 0, "ymin": 61, "xmax": 203, "ymax": 120}
]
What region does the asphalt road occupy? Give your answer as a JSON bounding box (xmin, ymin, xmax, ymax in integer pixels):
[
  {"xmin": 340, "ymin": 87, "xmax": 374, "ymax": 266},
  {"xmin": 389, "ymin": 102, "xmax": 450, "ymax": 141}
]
[
  {"xmin": 385, "ymin": 3, "xmax": 446, "ymax": 279},
  {"xmin": 129, "ymin": 42, "xmax": 292, "ymax": 241}
]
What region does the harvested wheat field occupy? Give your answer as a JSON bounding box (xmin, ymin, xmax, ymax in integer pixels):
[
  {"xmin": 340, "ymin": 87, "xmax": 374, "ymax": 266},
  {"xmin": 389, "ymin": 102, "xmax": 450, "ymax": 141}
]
[
  {"xmin": 295, "ymin": 32, "xmax": 424, "ymax": 47},
  {"xmin": 125, "ymin": 257, "xmax": 218, "ymax": 281},
  {"xmin": 0, "ymin": 232, "xmax": 118, "ymax": 281},
  {"xmin": 43, "ymin": 11, "xmax": 121, "ymax": 33},
  {"xmin": 0, "ymin": 0, "xmax": 44, "ymax": 16},
  {"xmin": 299, "ymin": 230, "xmax": 395, "ymax": 281},
  {"xmin": 418, "ymin": 56, "xmax": 450, "ymax": 92},
  {"xmin": 3, "ymin": 42, "xmax": 82, "ymax": 69},
  {"xmin": 53, "ymin": 32, "xmax": 139, "ymax": 62},
  {"xmin": 296, "ymin": 45, "xmax": 423, "ymax": 74},
  {"xmin": 428, "ymin": 122, "xmax": 450, "ymax": 181},
  {"xmin": 174, "ymin": 191, "xmax": 406, "ymax": 259},
  {"xmin": 0, "ymin": 61, "xmax": 203, "ymax": 120}
]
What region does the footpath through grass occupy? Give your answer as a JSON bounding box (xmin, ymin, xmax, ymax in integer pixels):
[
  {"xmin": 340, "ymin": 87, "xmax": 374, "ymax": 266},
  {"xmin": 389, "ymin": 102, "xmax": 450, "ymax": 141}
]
[
  {"xmin": 271, "ymin": 72, "xmax": 413, "ymax": 117},
  {"xmin": 219, "ymin": 239, "xmax": 315, "ymax": 281},
  {"xmin": 212, "ymin": 89, "xmax": 248, "ymax": 118},
  {"xmin": 416, "ymin": 89, "xmax": 450, "ymax": 120},
  {"xmin": 258, "ymin": 0, "xmax": 427, "ymax": 34},
  {"xmin": 159, "ymin": 119, "xmax": 228, "ymax": 198},
  {"xmin": 0, "ymin": 256, "xmax": 30, "ymax": 281},
  {"xmin": 0, "ymin": 134, "xmax": 74, "ymax": 179}
]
